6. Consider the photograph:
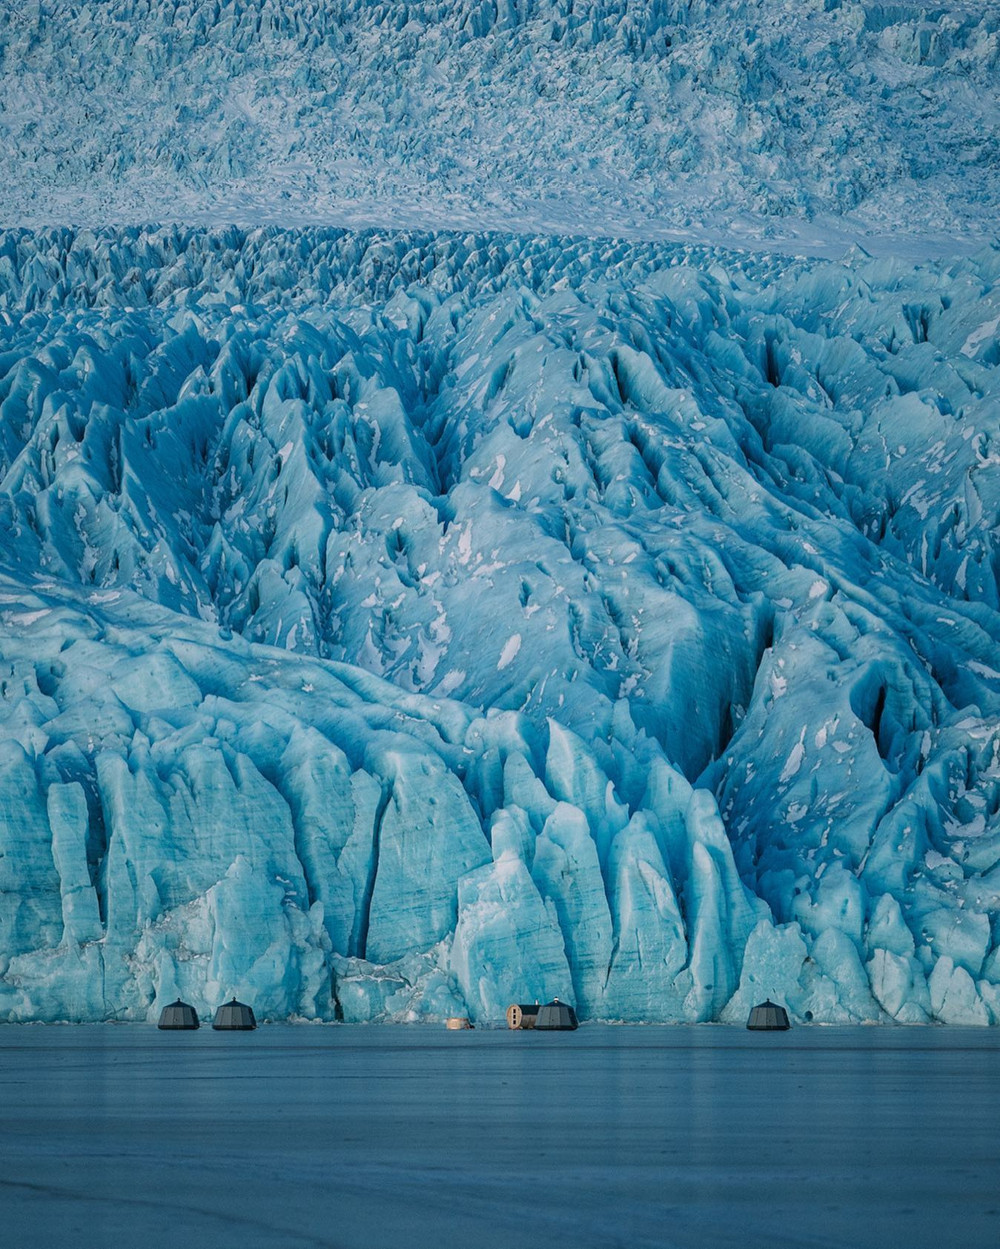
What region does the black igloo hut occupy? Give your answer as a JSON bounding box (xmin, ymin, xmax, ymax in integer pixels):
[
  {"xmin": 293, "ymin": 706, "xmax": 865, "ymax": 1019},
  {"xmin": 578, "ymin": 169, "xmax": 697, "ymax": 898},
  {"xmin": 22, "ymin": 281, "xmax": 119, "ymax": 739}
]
[
  {"xmin": 746, "ymin": 1000, "xmax": 791, "ymax": 1031},
  {"xmin": 534, "ymin": 999, "xmax": 579, "ymax": 1030},
  {"xmin": 212, "ymin": 998, "xmax": 257, "ymax": 1031},
  {"xmin": 157, "ymin": 999, "xmax": 200, "ymax": 1030}
]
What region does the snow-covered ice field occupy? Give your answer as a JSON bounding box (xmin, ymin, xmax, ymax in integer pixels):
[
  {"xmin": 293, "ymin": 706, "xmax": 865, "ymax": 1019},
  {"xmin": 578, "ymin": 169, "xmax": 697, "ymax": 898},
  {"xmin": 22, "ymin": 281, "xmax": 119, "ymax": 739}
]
[
  {"xmin": 4, "ymin": 1, "xmax": 1000, "ymax": 255},
  {"xmin": 0, "ymin": 1024, "xmax": 998, "ymax": 1249}
]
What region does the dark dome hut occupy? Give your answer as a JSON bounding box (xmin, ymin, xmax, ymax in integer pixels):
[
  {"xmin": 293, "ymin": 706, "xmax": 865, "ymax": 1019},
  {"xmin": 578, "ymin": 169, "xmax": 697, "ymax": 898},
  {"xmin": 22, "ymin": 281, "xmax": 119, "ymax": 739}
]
[
  {"xmin": 534, "ymin": 999, "xmax": 579, "ymax": 1030},
  {"xmin": 747, "ymin": 1000, "xmax": 791, "ymax": 1031},
  {"xmin": 212, "ymin": 998, "xmax": 257, "ymax": 1031},
  {"xmin": 157, "ymin": 999, "xmax": 199, "ymax": 1030}
]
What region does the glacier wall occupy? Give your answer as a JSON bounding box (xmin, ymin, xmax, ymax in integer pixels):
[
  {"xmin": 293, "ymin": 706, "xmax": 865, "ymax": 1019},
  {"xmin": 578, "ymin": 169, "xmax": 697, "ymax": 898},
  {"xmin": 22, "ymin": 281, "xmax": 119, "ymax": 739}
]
[
  {"xmin": 1, "ymin": 225, "xmax": 999, "ymax": 1024},
  {"xmin": 2, "ymin": 1, "xmax": 999, "ymax": 247}
]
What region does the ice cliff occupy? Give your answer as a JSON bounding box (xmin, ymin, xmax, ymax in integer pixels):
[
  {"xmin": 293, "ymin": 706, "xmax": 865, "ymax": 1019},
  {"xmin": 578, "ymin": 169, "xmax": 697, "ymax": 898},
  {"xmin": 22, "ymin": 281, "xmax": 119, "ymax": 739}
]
[{"xmin": 1, "ymin": 225, "xmax": 999, "ymax": 1025}]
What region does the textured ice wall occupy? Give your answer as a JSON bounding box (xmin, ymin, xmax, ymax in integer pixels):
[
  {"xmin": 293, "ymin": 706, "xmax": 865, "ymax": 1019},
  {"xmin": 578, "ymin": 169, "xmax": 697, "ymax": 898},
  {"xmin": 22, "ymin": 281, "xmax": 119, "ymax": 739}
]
[
  {"xmin": 1, "ymin": 1, "xmax": 999, "ymax": 246},
  {"xmin": 1, "ymin": 226, "xmax": 998, "ymax": 1024}
]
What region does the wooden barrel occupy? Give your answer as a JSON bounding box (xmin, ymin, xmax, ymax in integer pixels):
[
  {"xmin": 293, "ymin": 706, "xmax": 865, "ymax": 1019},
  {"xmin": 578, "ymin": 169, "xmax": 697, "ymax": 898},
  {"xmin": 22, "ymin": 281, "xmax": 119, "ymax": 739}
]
[{"xmin": 506, "ymin": 1003, "xmax": 540, "ymax": 1030}]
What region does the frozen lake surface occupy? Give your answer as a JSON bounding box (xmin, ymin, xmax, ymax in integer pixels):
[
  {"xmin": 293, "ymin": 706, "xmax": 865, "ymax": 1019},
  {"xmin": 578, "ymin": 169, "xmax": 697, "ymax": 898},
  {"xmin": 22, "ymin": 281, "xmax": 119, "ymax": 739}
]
[{"xmin": 1, "ymin": 1025, "xmax": 998, "ymax": 1249}]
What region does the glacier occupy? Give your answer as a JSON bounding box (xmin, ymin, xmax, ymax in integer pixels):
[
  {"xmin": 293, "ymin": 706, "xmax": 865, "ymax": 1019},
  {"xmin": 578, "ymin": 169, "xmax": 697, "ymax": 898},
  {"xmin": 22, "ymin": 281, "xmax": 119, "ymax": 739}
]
[
  {"xmin": 2, "ymin": 0, "xmax": 1000, "ymax": 1029},
  {"xmin": 1, "ymin": 224, "xmax": 999, "ymax": 1026},
  {"xmin": 2, "ymin": 1, "xmax": 1000, "ymax": 250}
]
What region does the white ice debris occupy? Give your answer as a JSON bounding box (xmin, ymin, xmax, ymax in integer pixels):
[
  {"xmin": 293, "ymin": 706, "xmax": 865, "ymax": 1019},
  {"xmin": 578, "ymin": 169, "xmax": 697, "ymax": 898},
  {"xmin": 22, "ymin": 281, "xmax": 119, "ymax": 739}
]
[
  {"xmin": 779, "ymin": 731, "xmax": 807, "ymax": 784},
  {"xmin": 497, "ymin": 634, "xmax": 522, "ymax": 671},
  {"xmin": 961, "ymin": 316, "xmax": 1000, "ymax": 359}
]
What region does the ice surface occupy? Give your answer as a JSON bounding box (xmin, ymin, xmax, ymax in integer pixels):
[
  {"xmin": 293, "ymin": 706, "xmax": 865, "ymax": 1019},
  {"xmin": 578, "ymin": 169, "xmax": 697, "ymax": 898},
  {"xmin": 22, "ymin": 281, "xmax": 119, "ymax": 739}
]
[
  {"xmin": 1, "ymin": 226, "xmax": 999, "ymax": 1024},
  {"xmin": 2, "ymin": 2, "xmax": 1000, "ymax": 252},
  {"xmin": 0, "ymin": 1025, "xmax": 998, "ymax": 1249}
]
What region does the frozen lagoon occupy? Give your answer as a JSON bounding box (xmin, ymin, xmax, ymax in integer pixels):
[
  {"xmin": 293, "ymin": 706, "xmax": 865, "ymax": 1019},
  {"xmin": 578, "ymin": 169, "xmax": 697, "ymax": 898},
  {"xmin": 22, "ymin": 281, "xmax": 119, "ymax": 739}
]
[{"xmin": 1, "ymin": 1027, "xmax": 998, "ymax": 1249}]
